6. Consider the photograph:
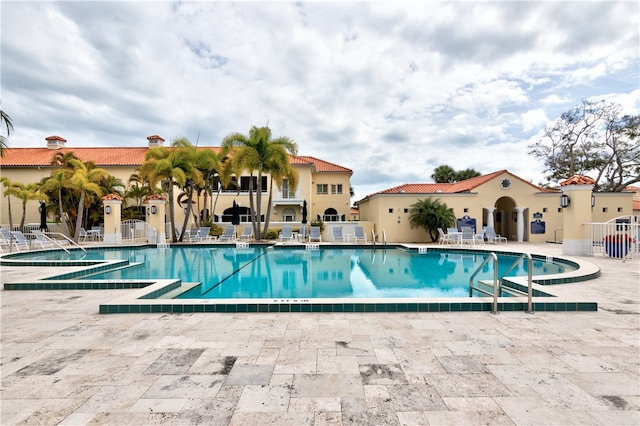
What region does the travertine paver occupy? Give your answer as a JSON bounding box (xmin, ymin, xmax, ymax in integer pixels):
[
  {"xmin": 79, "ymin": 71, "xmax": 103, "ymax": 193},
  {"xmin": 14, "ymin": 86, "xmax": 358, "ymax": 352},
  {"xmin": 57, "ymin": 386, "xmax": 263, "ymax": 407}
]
[{"xmin": 1, "ymin": 243, "xmax": 639, "ymax": 425}]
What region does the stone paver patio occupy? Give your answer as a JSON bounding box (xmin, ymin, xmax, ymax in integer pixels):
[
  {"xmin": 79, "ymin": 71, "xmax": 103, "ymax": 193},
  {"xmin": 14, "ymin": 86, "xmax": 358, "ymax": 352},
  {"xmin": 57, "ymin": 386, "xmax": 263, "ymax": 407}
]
[{"xmin": 1, "ymin": 243, "xmax": 638, "ymax": 425}]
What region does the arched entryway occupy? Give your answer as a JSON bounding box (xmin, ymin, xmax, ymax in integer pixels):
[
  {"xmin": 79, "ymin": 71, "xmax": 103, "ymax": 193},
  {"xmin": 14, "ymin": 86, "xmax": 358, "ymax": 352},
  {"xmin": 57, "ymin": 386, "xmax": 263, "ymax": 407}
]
[{"xmin": 485, "ymin": 196, "xmax": 528, "ymax": 242}]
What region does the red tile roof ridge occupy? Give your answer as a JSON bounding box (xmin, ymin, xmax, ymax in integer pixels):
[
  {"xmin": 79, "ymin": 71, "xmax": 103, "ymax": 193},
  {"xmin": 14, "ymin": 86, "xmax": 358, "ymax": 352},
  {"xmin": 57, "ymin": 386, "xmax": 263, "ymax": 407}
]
[
  {"xmin": 559, "ymin": 175, "xmax": 596, "ymax": 186},
  {"xmin": 295, "ymin": 155, "xmax": 353, "ymax": 173}
]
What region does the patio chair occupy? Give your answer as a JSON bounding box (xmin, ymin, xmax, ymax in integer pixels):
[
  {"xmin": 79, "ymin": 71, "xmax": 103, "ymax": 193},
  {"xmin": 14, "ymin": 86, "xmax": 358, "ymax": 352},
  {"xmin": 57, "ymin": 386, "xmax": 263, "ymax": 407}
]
[
  {"xmin": 354, "ymin": 226, "xmax": 367, "ymax": 243},
  {"xmin": 279, "ymin": 225, "xmax": 294, "ymax": 242},
  {"xmin": 332, "ymin": 226, "xmax": 344, "ymax": 242},
  {"xmin": 218, "ymin": 225, "xmax": 235, "ymax": 242},
  {"xmin": 460, "ymin": 227, "xmax": 475, "ymax": 245},
  {"xmin": 189, "ymin": 227, "xmax": 211, "ymax": 242},
  {"xmin": 0, "ymin": 229, "xmax": 12, "ymax": 250},
  {"xmin": 309, "ymin": 226, "xmax": 322, "ymax": 242},
  {"xmin": 9, "ymin": 231, "xmax": 31, "ymax": 251},
  {"xmin": 447, "ymin": 227, "xmax": 461, "ymax": 245},
  {"xmin": 474, "ymin": 227, "xmax": 486, "ymax": 245},
  {"xmin": 79, "ymin": 228, "xmax": 89, "ymax": 242},
  {"xmin": 437, "ymin": 228, "xmax": 451, "ymax": 245},
  {"xmin": 238, "ymin": 226, "xmax": 253, "ymax": 240},
  {"xmin": 485, "ymin": 226, "xmax": 507, "ymax": 244},
  {"xmin": 90, "ymin": 226, "xmax": 104, "ymax": 241}
]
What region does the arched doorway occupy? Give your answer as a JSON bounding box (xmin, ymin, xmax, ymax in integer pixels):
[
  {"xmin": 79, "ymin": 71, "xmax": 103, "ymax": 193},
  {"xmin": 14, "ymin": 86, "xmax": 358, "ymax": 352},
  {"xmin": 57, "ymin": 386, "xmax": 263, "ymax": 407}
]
[{"xmin": 494, "ymin": 196, "xmax": 517, "ymax": 241}]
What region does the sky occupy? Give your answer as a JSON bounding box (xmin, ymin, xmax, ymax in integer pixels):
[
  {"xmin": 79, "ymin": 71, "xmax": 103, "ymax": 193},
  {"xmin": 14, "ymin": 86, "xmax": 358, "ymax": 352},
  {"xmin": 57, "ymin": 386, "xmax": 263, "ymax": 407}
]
[{"xmin": 2, "ymin": 1, "xmax": 639, "ymax": 201}]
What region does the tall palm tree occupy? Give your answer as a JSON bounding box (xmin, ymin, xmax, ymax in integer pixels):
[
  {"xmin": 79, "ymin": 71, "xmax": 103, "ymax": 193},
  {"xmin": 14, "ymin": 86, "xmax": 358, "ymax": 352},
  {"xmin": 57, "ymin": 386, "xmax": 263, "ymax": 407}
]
[
  {"xmin": 222, "ymin": 126, "xmax": 298, "ymax": 239},
  {"xmin": 1, "ymin": 177, "xmax": 18, "ymax": 230},
  {"xmin": 40, "ymin": 169, "xmax": 74, "ymax": 237},
  {"xmin": 68, "ymin": 159, "xmax": 108, "ymax": 242},
  {"xmin": 0, "ymin": 110, "xmax": 14, "ymax": 157},
  {"xmin": 408, "ymin": 198, "xmax": 456, "ymax": 242}
]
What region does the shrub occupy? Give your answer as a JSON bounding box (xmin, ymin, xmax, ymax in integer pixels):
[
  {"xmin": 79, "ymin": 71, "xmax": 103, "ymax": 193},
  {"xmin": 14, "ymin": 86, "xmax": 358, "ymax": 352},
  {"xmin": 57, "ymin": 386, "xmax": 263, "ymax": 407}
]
[{"xmin": 265, "ymin": 229, "xmax": 279, "ymax": 240}]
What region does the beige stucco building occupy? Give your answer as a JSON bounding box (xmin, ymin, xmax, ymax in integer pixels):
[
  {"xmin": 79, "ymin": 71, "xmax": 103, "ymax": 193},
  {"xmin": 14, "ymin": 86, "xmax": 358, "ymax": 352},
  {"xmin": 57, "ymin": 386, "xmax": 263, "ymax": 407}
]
[
  {"xmin": 0, "ymin": 135, "xmax": 353, "ymax": 236},
  {"xmin": 357, "ymin": 170, "xmax": 634, "ymax": 243}
]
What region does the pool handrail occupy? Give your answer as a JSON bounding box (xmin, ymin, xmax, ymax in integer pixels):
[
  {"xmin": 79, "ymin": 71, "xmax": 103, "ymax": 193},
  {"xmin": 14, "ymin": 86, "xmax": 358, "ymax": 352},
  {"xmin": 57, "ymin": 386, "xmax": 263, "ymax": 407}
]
[
  {"xmin": 499, "ymin": 252, "xmax": 533, "ymax": 314},
  {"xmin": 44, "ymin": 231, "xmax": 86, "ymax": 253},
  {"xmin": 468, "ymin": 252, "xmax": 499, "ymax": 314}
]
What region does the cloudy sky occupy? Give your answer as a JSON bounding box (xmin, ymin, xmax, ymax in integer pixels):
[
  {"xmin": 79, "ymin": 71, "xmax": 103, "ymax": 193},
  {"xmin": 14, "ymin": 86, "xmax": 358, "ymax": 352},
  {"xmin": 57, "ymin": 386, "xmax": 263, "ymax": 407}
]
[{"xmin": 2, "ymin": 1, "xmax": 638, "ymax": 200}]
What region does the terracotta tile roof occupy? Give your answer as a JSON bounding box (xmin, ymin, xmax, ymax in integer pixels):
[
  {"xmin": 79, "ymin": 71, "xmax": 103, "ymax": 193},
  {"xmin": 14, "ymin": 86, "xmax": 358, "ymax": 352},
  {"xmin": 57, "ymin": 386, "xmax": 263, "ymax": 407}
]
[
  {"xmin": 560, "ymin": 175, "xmax": 596, "ymax": 186},
  {"xmin": 295, "ymin": 156, "xmax": 353, "ymax": 174},
  {"xmin": 363, "ymin": 170, "xmax": 544, "ymax": 199},
  {"xmin": 0, "ymin": 147, "xmax": 353, "ymax": 175}
]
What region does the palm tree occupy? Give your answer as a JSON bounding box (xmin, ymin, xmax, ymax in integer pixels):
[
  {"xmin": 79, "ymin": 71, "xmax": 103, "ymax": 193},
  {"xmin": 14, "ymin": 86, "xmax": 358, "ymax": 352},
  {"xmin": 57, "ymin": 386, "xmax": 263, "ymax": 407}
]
[
  {"xmin": 68, "ymin": 159, "xmax": 108, "ymax": 242},
  {"xmin": 222, "ymin": 126, "xmax": 298, "ymax": 239},
  {"xmin": 138, "ymin": 140, "xmax": 200, "ymax": 243},
  {"xmin": 9, "ymin": 182, "xmax": 47, "ymax": 232},
  {"xmin": 40, "ymin": 170, "xmax": 73, "ymax": 237},
  {"xmin": 1, "ymin": 177, "xmax": 18, "ymax": 230},
  {"xmin": 408, "ymin": 198, "xmax": 456, "ymax": 242},
  {"xmin": 1, "ymin": 110, "xmax": 14, "ymax": 157}
]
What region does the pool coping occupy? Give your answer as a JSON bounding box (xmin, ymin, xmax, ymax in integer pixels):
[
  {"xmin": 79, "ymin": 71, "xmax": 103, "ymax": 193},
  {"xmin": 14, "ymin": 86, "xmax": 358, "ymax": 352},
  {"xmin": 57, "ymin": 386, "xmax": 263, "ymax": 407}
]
[{"xmin": 1, "ymin": 243, "xmax": 600, "ymax": 314}]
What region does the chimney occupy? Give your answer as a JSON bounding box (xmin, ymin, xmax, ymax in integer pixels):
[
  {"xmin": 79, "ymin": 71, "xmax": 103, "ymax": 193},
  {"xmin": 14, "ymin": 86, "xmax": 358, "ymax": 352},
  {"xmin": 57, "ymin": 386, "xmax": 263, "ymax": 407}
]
[
  {"xmin": 45, "ymin": 135, "xmax": 67, "ymax": 150},
  {"xmin": 147, "ymin": 135, "xmax": 165, "ymax": 148}
]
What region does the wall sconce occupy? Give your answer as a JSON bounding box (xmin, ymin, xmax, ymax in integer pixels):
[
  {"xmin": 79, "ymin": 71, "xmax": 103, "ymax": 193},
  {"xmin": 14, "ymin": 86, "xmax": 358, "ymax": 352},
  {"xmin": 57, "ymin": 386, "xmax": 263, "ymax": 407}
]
[
  {"xmin": 105, "ymin": 205, "xmax": 111, "ymax": 215},
  {"xmin": 151, "ymin": 205, "xmax": 157, "ymax": 215},
  {"xmin": 559, "ymin": 194, "xmax": 570, "ymax": 208},
  {"xmin": 591, "ymin": 194, "xmax": 596, "ymax": 208}
]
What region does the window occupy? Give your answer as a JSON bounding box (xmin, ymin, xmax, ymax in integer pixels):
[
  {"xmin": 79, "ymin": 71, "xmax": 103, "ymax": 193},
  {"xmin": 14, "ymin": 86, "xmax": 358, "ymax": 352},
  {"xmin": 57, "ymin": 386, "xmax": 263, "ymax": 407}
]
[
  {"xmin": 331, "ymin": 184, "xmax": 343, "ymax": 194},
  {"xmin": 617, "ymin": 207, "xmax": 623, "ymax": 212},
  {"xmin": 316, "ymin": 184, "xmax": 328, "ymax": 194},
  {"xmin": 404, "ymin": 208, "xmax": 409, "ymax": 213},
  {"xmin": 543, "ymin": 208, "xmax": 548, "ymax": 213},
  {"xmin": 240, "ymin": 176, "xmax": 267, "ymax": 192},
  {"xmin": 463, "ymin": 208, "xmax": 469, "ymax": 213},
  {"xmin": 603, "ymin": 207, "xmax": 608, "ymax": 213}
]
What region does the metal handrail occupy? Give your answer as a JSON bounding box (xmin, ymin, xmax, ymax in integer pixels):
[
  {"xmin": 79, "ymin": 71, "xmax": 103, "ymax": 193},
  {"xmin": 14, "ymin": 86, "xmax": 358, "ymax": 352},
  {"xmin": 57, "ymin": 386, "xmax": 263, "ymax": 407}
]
[
  {"xmin": 382, "ymin": 229, "xmax": 387, "ymax": 249},
  {"xmin": 499, "ymin": 252, "xmax": 533, "ymax": 314},
  {"xmin": 371, "ymin": 229, "xmax": 376, "ymax": 247},
  {"xmin": 468, "ymin": 252, "xmax": 499, "ymax": 314},
  {"xmin": 44, "ymin": 232, "xmax": 86, "ymax": 253}
]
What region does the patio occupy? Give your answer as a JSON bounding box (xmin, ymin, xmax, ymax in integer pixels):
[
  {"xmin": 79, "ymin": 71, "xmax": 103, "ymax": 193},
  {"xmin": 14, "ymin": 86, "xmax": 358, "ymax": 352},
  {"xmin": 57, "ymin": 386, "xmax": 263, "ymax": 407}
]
[{"xmin": 1, "ymin": 242, "xmax": 638, "ymax": 425}]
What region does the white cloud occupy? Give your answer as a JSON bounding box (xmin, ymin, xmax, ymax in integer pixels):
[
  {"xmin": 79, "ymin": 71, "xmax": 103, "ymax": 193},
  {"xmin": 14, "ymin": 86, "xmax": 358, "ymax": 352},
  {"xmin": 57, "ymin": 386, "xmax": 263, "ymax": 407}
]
[{"xmin": 1, "ymin": 1, "xmax": 638, "ymax": 199}]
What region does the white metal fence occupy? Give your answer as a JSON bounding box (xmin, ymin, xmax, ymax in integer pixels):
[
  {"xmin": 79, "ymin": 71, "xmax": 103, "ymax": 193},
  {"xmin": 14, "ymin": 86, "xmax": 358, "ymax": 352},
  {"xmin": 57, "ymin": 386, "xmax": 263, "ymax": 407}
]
[
  {"xmin": 584, "ymin": 215, "xmax": 639, "ymax": 260},
  {"xmin": 121, "ymin": 220, "xmax": 153, "ymax": 243}
]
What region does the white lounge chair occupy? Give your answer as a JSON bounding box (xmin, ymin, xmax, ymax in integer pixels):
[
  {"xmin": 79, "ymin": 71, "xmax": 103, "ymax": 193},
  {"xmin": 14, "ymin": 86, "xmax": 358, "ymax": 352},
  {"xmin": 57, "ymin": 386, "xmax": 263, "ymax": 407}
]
[
  {"xmin": 238, "ymin": 226, "xmax": 253, "ymax": 240},
  {"xmin": 485, "ymin": 226, "xmax": 507, "ymax": 244},
  {"xmin": 447, "ymin": 227, "xmax": 461, "ymax": 245},
  {"xmin": 437, "ymin": 228, "xmax": 451, "ymax": 245},
  {"xmin": 474, "ymin": 227, "xmax": 486, "ymax": 245},
  {"xmin": 279, "ymin": 226, "xmax": 294, "ymax": 242},
  {"xmin": 219, "ymin": 225, "xmax": 235, "ymax": 242},
  {"xmin": 31, "ymin": 230, "xmax": 57, "ymax": 249},
  {"xmin": 332, "ymin": 226, "xmax": 344, "ymax": 242},
  {"xmin": 9, "ymin": 231, "xmax": 30, "ymax": 251},
  {"xmin": 309, "ymin": 226, "xmax": 321, "ymax": 242},
  {"xmin": 354, "ymin": 226, "xmax": 367, "ymax": 244}
]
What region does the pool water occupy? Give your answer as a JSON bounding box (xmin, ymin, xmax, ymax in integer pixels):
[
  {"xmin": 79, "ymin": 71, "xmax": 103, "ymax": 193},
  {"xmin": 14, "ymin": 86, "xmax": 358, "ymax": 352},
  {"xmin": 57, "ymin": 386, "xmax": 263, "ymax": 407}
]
[{"xmin": 35, "ymin": 246, "xmax": 574, "ymax": 300}]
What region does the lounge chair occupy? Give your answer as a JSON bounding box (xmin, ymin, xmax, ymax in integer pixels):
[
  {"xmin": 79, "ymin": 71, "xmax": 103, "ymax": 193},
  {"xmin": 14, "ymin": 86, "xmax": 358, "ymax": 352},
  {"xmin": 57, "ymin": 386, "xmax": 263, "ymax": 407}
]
[
  {"xmin": 0, "ymin": 229, "xmax": 12, "ymax": 250},
  {"xmin": 79, "ymin": 228, "xmax": 89, "ymax": 242},
  {"xmin": 218, "ymin": 225, "xmax": 235, "ymax": 242},
  {"xmin": 446, "ymin": 227, "xmax": 461, "ymax": 245},
  {"xmin": 279, "ymin": 225, "xmax": 294, "ymax": 242},
  {"xmin": 485, "ymin": 226, "xmax": 507, "ymax": 244},
  {"xmin": 354, "ymin": 226, "xmax": 367, "ymax": 243},
  {"xmin": 332, "ymin": 226, "xmax": 344, "ymax": 242},
  {"xmin": 31, "ymin": 230, "xmax": 57, "ymax": 249},
  {"xmin": 309, "ymin": 226, "xmax": 321, "ymax": 242},
  {"xmin": 238, "ymin": 226, "xmax": 253, "ymax": 240},
  {"xmin": 9, "ymin": 231, "xmax": 31, "ymax": 251},
  {"xmin": 474, "ymin": 227, "xmax": 486, "ymax": 245},
  {"xmin": 189, "ymin": 227, "xmax": 211, "ymax": 242}
]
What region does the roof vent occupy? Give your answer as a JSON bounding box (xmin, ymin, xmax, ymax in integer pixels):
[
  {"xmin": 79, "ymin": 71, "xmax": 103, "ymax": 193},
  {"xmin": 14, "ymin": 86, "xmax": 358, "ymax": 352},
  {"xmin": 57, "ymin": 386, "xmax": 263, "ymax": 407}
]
[
  {"xmin": 147, "ymin": 135, "xmax": 165, "ymax": 147},
  {"xmin": 45, "ymin": 135, "xmax": 67, "ymax": 150}
]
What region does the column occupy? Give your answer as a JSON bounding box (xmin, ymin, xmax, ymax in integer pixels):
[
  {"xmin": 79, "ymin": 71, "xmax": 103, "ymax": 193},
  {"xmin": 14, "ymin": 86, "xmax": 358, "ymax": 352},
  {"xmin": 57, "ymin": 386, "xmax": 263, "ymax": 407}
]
[
  {"xmin": 560, "ymin": 177, "xmax": 594, "ymax": 256},
  {"xmin": 146, "ymin": 198, "xmax": 167, "ymax": 243},
  {"xmin": 102, "ymin": 196, "xmax": 123, "ymax": 244},
  {"xmin": 516, "ymin": 207, "xmax": 526, "ymax": 242},
  {"xmin": 486, "ymin": 207, "xmax": 496, "ymax": 229}
]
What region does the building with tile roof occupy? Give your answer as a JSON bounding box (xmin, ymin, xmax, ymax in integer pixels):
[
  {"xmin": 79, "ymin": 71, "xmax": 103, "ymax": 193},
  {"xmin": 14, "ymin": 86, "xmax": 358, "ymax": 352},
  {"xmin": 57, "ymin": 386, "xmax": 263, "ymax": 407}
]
[
  {"xmin": 0, "ymin": 135, "xmax": 353, "ymax": 235},
  {"xmin": 357, "ymin": 170, "xmax": 634, "ymax": 243}
]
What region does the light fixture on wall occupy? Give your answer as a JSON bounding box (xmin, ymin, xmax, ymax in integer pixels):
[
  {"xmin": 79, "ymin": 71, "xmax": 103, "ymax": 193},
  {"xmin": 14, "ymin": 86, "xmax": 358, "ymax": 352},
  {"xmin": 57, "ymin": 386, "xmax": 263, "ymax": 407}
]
[
  {"xmin": 151, "ymin": 205, "xmax": 157, "ymax": 215},
  {"xmin": 559, "ymin": 194, "xmax": 570, "ymax": 208},
  {"xmin": 105, "ymin": 205, "xmax": 111, "ymax": 215},
  {"xmin": 591, "ymin": 194, "xmax": 596, "ymax": 208}
]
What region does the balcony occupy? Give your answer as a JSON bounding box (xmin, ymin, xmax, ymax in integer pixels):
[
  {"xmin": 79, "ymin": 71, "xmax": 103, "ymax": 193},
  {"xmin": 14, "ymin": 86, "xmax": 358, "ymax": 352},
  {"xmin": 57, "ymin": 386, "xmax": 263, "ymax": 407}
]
[{"xmin": 273, "ymin": 189, "xmax": 303, "ymax": 206}]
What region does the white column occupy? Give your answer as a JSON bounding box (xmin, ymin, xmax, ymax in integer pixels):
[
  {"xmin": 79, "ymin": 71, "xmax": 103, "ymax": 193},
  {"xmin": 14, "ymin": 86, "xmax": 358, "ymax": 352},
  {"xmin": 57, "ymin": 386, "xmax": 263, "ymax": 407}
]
[
  {"xmin": 516, "ymin": 207, "xmax": 526, "ymax": 242},
  {"xmin": 486, "ymin": 207, "xmax": 496, "ymax": 229}
]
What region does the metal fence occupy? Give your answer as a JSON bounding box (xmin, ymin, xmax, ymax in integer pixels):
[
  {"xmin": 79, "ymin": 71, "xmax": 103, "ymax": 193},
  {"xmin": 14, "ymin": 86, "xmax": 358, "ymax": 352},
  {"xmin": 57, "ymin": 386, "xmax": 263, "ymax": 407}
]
[
  {"xmin": 584, "ymin": 215, "xmax": 639, "ymax": 260},
  {"xmin": 121, "ymin": 220, "xmax": 153, "ymax": 243}
]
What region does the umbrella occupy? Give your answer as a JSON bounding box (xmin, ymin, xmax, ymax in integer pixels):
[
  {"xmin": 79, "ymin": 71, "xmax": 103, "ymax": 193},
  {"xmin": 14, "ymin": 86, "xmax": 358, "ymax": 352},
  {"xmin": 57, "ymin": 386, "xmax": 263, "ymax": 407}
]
[
  {"xmin": 39, "ymin": 202, "xmax": 48, "ymax": 231},
  {"xmin": 301, "ymin": 200, "xmax": 308, "ymax": 224},
  {"xmin": 231, "ymin": 200, "xmax": 240, "ymax": 225}
]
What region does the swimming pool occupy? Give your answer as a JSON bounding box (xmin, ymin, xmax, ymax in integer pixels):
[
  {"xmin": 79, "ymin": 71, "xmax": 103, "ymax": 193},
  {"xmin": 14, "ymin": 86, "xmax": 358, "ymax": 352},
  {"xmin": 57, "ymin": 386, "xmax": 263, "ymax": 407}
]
[{"xmin": 2, "ymin": 244, "xmax": 599, "ymax": 313}]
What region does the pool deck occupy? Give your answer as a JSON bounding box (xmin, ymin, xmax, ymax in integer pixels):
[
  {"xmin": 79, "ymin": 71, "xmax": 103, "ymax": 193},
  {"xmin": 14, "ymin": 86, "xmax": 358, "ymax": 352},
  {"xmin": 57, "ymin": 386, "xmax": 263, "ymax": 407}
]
[{"xmin": 1, "ymin": 242, "xmax": 639, "ymax": 425}]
